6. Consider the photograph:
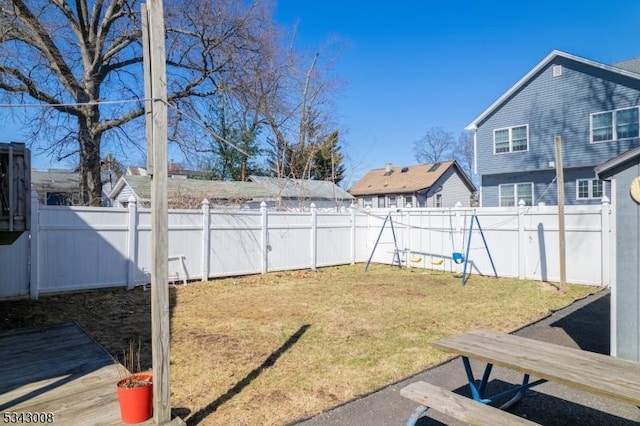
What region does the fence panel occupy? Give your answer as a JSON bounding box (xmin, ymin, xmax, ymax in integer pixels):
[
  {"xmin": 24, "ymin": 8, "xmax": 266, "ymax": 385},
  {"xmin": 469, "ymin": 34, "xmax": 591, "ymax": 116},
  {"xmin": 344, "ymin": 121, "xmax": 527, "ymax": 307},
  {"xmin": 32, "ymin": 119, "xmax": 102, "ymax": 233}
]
[
  {"xmin": 316, "ymin": 212, "xmax": 352, "ymax": 267},
  {"xmin": 208, "ymin": 211, "xmax": 262, "ymax": 278},
  {"xmin": 37, "ymin": 206, "xmax": 130, "ymax": 293},
  {"xmin": 267, "ymin": 212, "xmax": 312, "ymax": 271}
]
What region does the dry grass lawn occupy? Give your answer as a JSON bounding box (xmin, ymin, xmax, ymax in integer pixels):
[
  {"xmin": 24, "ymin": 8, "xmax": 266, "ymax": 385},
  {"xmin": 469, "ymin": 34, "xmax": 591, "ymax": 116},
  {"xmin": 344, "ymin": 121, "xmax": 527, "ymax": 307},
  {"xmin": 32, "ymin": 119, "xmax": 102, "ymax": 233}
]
[{"xmin": 0, "ymin": 264, "xmax": 599, "ymax": 425}]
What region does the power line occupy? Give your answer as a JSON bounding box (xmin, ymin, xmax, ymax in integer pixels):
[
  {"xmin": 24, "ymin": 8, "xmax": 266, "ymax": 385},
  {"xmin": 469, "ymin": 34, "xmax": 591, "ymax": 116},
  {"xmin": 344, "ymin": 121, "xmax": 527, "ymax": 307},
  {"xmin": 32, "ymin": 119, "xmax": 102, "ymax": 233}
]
[
  {"xmin": 0, "ymin": 97, "xmax": 250, "ymax": 157},
  {"xmin": 163, "ymin": 102, "xmax": 250, "ymax": 157},
  {"xmin": 0, "ymin": 98, "xmax": 153, "ymax": 108}
]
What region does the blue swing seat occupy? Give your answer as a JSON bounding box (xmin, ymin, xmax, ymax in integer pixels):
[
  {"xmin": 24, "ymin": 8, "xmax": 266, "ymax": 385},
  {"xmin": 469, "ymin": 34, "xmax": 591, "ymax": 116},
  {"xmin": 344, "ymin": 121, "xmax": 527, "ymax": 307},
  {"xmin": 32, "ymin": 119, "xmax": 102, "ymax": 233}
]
[{"xmin": 452, "ymin": 252, "xmax": 465, "ymax": 264}]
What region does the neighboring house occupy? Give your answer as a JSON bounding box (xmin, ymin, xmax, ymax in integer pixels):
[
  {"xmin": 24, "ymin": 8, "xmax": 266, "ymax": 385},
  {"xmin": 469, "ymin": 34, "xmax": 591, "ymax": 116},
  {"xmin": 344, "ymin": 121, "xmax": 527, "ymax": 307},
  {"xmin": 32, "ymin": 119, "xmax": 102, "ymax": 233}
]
[
  {"xmin": 248, "ymin": 176, "xmax": 354, "ymax": 211},
  {"xmin": 109, "ymin": 175, "xmax": 354, "ymax": 211},
  {"xmin": 31, "ymin": 169, "xmax": 117, "ymax": 206},
  {"xmin": 467, "ymin": 50, "xmax": 640, "ymax": 207},
  {"xmin": 109, "ymin": 175, "xmax": 270, "ymax": 209},
  {"xmin": 348, "ymin": 161, "xmax": 476, "ymax": 208}
]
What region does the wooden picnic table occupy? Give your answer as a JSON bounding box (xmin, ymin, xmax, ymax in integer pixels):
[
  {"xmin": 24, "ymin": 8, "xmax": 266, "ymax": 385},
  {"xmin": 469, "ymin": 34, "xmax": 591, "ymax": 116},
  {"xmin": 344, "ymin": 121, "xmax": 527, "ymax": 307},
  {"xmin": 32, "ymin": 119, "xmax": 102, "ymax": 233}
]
[
  {"xmin": 400, "ymin": 328, "xmax": 640, "ymax": 425},
  {"xmin": 432, "ymin": 328, "xmax": 640, "ymax": 407}
]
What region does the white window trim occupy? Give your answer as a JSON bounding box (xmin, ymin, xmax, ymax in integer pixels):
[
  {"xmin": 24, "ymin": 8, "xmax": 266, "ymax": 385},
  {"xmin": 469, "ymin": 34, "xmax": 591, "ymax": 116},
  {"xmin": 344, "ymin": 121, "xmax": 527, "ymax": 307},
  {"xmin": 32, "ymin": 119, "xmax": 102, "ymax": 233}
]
[
  {"xmin": 435, "ymin": 193, "xmax": 442, "ymax": 208},
  {"xmin": 498, "ymin": 182, "xmax": 534, "ymax": 207},
  {"xmin": 576, "ymin": 179, "xmax": 605, "ymax": 200},
  {"xmin": 493, "ymin": 124, "xmax": 529, "ymax": 154},
  {"xmin": 590, "ymin": 106, "xmax": 640, "ymax": 144}
]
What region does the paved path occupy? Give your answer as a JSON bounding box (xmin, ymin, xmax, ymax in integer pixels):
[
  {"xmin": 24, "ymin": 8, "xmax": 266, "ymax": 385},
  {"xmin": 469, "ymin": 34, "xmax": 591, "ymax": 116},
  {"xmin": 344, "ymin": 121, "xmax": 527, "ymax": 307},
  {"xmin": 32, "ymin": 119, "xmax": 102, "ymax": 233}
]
[{"xmin": 294, "ymin": 290, "xmax": 640, "ymax": 425}]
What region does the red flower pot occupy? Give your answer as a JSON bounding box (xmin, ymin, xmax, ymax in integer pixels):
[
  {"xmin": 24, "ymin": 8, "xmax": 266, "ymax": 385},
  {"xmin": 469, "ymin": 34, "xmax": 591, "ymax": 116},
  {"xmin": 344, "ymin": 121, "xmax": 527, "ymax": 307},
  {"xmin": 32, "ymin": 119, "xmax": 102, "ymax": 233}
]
[{"xmin": 116, "ymin": 373, "xmax": 153, "ymax": 424}]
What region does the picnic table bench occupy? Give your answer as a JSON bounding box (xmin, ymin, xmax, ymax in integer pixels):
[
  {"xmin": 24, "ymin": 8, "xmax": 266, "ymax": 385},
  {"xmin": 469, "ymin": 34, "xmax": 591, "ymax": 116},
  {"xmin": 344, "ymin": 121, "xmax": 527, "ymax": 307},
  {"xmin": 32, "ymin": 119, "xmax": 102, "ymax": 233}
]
[{"xmin": 400, "ymin": 328, "xmax": 640, "ymax": 425}]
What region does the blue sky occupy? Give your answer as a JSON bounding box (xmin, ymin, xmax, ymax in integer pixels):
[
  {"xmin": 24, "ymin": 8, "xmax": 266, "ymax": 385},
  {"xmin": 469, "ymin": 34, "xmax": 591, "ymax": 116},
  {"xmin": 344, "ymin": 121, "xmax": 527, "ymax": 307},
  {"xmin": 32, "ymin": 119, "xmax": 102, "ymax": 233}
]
[
  {"xmin": 9, "ymin": 1, "xmax": 640, "ymax": 185},
  {"xmin": 274, "ymin": 0, "xmax": 640, "ymax": 185}
]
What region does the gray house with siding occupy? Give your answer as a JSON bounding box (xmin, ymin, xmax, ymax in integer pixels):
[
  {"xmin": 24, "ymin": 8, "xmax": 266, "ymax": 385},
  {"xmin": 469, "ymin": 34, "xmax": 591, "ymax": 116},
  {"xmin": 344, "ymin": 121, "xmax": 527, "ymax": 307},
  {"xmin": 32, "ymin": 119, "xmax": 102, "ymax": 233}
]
[
  {"xmin": 467, "ymin": 50, "xmax": 640, "ymax": 207},
  {"xmin": 349, "ymin": 161, "xmax": 476, "ymax": 208}
]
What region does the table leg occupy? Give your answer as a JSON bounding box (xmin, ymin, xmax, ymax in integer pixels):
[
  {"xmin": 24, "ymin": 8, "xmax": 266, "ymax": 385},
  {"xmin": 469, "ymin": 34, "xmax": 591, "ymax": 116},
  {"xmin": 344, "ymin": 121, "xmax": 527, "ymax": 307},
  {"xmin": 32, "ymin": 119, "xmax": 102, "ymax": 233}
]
[
  {"xmin": 461, "ymin": 356, "xmax": 545, "ymax": 407},
  {"xmin": 405, "ymin": 405, "xmax": 428, "ymax": 426}
]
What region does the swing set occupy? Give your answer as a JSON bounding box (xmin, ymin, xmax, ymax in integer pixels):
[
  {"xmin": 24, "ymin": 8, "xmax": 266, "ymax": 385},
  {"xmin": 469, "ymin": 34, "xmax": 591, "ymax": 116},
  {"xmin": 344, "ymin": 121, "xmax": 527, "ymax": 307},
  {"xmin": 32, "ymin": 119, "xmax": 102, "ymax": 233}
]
[{"xmin": 364, "ymin": 209, "xmax": 497, "ymax": 285}]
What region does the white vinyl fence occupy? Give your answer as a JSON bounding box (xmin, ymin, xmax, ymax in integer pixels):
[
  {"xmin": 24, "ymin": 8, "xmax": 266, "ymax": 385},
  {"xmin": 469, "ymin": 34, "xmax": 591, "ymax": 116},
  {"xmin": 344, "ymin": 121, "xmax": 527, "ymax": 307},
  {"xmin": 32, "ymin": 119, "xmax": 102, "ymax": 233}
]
[
  {"xmin": 363, "ymin": 202, "xmax": 612, "ymax": 286},
  {"xmin": 0, "ymin": 193, "xmax": 612, "ymax": 299}
]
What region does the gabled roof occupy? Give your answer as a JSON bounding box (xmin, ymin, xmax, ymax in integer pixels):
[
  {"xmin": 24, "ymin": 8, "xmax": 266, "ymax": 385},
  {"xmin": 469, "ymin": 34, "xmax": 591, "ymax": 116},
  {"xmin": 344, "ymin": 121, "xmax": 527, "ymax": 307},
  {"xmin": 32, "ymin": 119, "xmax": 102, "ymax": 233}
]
[
  {"xmin": 249, "ymin": 176, "xmax": 354, "ymax": 200},
  {"xmin": 348, "ymin": 161, "xmax": 475, "ymax": 196},
  {"xmin": 466, "ymin": 50, "xmax": 640, "ymax": 131},
  {"xmin": 110, "ymin": 175, "xmax": 270, "ymax": 203}
]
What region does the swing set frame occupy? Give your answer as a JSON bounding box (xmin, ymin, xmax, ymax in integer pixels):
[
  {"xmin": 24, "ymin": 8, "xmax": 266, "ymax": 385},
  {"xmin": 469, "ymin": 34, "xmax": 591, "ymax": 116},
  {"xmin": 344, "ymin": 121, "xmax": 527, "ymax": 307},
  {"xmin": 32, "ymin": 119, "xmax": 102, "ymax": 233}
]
[{"xmin": 364, "ymin": 209, "xmax": 498, "ymax": 285}]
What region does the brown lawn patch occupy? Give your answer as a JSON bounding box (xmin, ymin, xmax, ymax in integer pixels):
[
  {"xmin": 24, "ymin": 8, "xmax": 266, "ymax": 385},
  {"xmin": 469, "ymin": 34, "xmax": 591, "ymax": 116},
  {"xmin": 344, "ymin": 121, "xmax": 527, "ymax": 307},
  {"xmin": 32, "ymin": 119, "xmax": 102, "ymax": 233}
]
[{"xmin": 0, "ymin": 264, "xmax": 599, "ymax": 425}]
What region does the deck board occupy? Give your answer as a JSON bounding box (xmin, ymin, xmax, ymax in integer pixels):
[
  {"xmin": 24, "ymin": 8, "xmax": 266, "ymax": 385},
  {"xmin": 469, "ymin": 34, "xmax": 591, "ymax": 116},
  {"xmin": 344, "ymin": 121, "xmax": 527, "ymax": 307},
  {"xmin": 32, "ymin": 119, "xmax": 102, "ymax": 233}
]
[{"xmin": 0, "ymin": 322, "xmax": 154, "ymax": 426}]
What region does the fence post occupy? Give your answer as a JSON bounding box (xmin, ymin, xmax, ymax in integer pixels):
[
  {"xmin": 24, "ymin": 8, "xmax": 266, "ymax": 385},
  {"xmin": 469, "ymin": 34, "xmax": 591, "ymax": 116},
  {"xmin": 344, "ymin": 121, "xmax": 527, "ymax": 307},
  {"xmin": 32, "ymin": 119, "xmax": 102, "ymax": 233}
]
[
  {"xmin": 29, "ymin": 191, "xmax": 39, "ymax": 300},
  {"xmin": 601, "ymin": 196, "xmax": 611, "ymax": 286},
  {"xmin": 350, "ymin": 204, "xmax": 356, "ymax": 265},
  {"xmin": 518, "ymin": 200, "xmax": 526, "ymax": 279},
  {"xmin": 261, "ymin": 202, "xmax": 268, "ymax": 274},
  {"xmin": 310, "ymin": 203, "xmax": 317, "ymax": 271},
  {"xmin": 127, "ymin": 195, "xmax": 138, "ymax": 290},
  {"xmin": 201, "ymin": 198, "xmax": 210, "ymax": 281}
]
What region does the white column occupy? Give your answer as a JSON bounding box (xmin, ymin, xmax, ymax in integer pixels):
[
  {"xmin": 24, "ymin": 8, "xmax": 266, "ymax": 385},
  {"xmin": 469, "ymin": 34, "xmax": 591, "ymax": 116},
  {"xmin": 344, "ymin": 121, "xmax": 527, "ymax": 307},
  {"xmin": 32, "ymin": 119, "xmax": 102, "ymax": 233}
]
[
  {"xmin": 261, "ymin": 202, "xmax": 268, "ymax": 274},
  {"xmin": 518, "ymin": 199, "xmax": 526, "ymax": 280},
  {"xmin": 126, "ymin": 195, "xmax": 138, "ymax": 289},
  {"xmin": 310, "ymin": 203, "xmax": 317, "ymax": 271},
  {"xmin": 29, "ymin": 191, "xmax": 39, "ymax": 300},
  {"xmin": 601, "ymin": 196, "xmax": 611, "ymax": 287},
  {"xmin": 350, "ymin": 206, "xmax": 356, "ymax": 265},
  {"xmin": 201, "ymin": 198, "xmax": 210, "ymax": 281}
]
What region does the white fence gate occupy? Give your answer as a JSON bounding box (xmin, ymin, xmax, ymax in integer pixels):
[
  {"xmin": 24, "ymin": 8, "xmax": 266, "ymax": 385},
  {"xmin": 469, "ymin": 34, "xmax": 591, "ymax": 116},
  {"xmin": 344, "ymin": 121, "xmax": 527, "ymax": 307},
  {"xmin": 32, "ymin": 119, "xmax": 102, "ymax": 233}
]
[{"xmin": 0, "ymin": 193, "xmax": 613, "ymax": 299}]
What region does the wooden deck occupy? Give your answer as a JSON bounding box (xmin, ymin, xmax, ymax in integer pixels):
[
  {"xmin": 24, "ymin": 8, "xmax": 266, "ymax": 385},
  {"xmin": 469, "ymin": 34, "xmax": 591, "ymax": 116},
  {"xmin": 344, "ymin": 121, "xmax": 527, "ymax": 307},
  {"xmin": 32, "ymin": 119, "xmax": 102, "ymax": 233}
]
[{"xmin": 0, "ymin": 322, "xmax": 155, "ymax": 425}]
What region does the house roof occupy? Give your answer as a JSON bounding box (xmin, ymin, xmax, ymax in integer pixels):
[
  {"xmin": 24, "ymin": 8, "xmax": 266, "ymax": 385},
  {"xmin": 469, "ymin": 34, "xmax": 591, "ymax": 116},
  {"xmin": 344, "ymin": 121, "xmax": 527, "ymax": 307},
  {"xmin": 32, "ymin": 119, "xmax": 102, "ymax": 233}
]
[
  {"xmin": 249, "ymin": 176, "xmax": 354, "ymax": 200},
  {"xmin": 110, "ymin": 175, "xmax": 270, "ymax": 202},
  {"xmin": 348, "ymin": 161, "xmax": 475, "ymax": 196},
  {"xmin": 613, "ymin": 57, "xmax": 640, "ymax": 74},
  {"xmin": 595, "ymin": 146, "xmax": 640, "ymax": 179},
  {"xmin": 31, "ymin": 169, "xmax": 116, "ymax": 192},
  {"xmin": 31, "ymin": 170, "xmax": 80, "ymax": 192},
  {"xmin": 466, "ymin": 50, "xmax": 640, "ymax": 131}
]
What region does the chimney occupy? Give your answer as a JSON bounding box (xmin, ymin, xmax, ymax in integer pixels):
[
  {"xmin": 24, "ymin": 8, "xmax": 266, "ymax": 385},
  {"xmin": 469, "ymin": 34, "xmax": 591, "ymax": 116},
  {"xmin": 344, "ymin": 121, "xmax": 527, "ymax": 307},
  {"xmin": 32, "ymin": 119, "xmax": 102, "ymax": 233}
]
[{"xmin": 384, "ymin": 163, "xmax": 392, "ymax": 173}]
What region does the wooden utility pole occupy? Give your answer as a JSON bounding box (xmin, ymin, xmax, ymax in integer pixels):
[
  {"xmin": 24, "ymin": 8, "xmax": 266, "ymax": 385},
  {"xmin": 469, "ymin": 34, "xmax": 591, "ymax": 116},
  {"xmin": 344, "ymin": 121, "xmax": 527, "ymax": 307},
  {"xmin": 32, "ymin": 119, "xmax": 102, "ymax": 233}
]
[
  {"xmin": 142, "ymin": 1, "xmax": 171, "ymax": 424},
  {"xmin": 554, "ymin": 135, "xmax": 567, "ymax": 289}
]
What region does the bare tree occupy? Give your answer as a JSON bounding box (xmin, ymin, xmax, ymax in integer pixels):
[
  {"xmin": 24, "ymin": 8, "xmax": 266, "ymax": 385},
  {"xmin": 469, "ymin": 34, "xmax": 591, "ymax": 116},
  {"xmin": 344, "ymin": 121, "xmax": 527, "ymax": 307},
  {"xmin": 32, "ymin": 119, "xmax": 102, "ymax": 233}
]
[
  {"xmin": 456, "ymin": 130, "xmax": 475, "ymax": 183},
  {"xmin": 0, "ymin": 0, "xmax": 275, "ymax": 205},
  {"xmin": 412, "ymin": 127, "xmax": 456, "ymax": 164}
]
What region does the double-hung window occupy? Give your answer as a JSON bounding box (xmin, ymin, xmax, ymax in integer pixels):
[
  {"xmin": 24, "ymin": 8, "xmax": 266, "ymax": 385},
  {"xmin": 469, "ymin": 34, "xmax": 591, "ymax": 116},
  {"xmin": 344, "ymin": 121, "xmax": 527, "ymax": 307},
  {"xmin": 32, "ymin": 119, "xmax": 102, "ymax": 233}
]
[
  {"xmin": 576, "ymin": 179, "xmax": 604, "ymax": 200},
  {"xmin": 499, "ymin": 183, "xmax": 533, "ymax": 207},
  {"xmin": 494, "ymin": 125, "xmax": 528, "ymax": 153},
  {"xmin": 591, "ymin": 107, "xmax": 639, "ymax": 142}
]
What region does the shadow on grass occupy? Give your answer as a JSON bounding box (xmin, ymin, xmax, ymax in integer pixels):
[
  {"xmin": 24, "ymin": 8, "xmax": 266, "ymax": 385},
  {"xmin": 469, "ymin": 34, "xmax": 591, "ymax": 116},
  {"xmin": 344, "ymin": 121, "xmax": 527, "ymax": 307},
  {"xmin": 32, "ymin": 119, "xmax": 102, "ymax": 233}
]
[{"xmin": 188, "ymin": 323, "xmax": 311, "ymax": 425}]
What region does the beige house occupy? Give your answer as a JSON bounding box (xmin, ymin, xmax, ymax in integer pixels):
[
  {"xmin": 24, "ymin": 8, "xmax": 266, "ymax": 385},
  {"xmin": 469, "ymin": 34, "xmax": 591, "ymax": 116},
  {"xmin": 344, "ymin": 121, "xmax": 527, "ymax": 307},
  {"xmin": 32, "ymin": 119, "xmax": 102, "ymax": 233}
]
[{"xmin": 349, "ymin": 161, "xmax": 476, "ymax": 208}]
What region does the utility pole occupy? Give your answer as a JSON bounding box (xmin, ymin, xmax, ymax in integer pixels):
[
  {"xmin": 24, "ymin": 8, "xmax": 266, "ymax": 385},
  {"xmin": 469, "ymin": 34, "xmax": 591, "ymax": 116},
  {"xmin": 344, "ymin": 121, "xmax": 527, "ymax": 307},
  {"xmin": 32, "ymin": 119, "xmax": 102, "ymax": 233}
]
[
  {"xmin": 142, "ymin": 1, "xmax": 170, "ymax": 423},
  {"xmin": 554, "ymin": 135, "xmax": 567, "ymax": 289}
]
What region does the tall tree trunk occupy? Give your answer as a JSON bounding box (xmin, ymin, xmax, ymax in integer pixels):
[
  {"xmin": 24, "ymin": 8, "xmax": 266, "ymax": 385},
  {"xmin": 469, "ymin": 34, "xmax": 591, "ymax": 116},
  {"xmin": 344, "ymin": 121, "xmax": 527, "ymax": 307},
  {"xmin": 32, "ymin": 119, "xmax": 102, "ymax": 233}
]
[{"xmin": 78, "ymin": 113, "xmax": 102, "ymax": 206}]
